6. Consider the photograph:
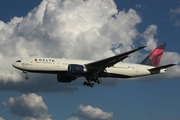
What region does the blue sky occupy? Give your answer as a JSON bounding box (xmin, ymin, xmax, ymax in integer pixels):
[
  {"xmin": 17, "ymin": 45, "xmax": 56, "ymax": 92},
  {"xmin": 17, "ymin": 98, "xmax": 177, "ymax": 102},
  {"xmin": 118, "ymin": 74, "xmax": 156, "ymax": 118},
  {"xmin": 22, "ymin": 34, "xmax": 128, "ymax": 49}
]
[{"xmin": 0, "ymin": 0, "xmax": 180, "ymax": 120}]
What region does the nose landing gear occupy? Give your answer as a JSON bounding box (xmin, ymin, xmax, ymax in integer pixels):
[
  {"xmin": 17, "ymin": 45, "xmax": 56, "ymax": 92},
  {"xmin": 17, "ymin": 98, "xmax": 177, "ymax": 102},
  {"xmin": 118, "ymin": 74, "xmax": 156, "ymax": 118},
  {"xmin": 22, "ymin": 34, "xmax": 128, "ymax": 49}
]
[
  {"xmin": 25, "ymin": 76, "xmax": 29, "ymax": 80},
  {"xmin": 23, "ymin": 71, "xmax": 29, "ymax": 80}
]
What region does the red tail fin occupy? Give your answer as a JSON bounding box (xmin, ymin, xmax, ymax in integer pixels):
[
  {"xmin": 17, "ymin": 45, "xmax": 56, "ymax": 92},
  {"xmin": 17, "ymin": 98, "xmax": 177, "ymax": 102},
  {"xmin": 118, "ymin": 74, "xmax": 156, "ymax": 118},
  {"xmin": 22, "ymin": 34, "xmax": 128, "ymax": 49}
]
[{"xmin": 140, "ymin": 43, "xmax": 166, "ymax": 67}]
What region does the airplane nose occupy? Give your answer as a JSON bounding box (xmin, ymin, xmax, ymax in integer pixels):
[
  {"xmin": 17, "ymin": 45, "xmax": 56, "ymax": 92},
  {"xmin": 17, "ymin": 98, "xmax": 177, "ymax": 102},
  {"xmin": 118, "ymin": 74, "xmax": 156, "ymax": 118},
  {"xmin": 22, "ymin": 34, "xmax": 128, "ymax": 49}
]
[
  {"xmin": 12, "ymin": 62, "xmax": 19, "ymax": 68},
  {"xmin": 12, "ymin": 63, "xmax": 16, "ymax": 67},
  {"xmin": 12, "ymin": 60, "xmax": 22, "ymax": 69}
]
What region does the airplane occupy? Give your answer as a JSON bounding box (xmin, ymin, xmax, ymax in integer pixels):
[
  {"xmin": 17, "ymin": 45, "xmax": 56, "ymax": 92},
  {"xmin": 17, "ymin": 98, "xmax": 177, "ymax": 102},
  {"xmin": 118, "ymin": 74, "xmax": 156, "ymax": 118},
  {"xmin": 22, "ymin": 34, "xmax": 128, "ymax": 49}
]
[{"xmin": 12, "ymin": 43, "xmax": 176, "ymax": 87}]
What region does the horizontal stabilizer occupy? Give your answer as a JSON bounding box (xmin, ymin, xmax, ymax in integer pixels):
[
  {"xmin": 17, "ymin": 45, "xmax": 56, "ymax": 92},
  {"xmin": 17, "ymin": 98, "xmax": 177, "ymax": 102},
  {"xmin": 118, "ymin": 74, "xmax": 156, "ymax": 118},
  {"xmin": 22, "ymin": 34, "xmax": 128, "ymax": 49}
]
[{"xmin": 148, "ymin": 64, "xmax": 176, "ymax": 71}]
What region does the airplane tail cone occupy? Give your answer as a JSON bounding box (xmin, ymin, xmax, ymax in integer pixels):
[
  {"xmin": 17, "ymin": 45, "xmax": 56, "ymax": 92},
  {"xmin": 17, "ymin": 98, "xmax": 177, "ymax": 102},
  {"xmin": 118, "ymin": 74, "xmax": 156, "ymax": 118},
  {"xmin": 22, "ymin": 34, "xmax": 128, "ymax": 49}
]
[{"xmin": 140, "ymin": 43, "xmax": 166, "ymax": 67}]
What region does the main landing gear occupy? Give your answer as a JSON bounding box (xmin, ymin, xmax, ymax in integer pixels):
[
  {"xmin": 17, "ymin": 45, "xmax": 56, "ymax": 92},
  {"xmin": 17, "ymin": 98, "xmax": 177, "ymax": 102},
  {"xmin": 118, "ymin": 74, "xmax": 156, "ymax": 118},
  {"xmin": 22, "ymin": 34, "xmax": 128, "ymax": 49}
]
[
  {"xmin": 83, "ymin": 77, "xmax": 102, "ymax": 87},
  {"xmin": 23, "ymin": 71, "xmax": 29, "ymax": 80}
]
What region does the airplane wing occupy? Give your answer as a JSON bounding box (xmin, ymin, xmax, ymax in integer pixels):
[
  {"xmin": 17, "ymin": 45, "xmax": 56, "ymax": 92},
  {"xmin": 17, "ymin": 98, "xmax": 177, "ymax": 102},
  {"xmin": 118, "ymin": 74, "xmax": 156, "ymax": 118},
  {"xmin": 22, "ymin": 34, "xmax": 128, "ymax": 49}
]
[{"xmin": 85, "ymin": 46, "xmax": 146, "ymax": 72}]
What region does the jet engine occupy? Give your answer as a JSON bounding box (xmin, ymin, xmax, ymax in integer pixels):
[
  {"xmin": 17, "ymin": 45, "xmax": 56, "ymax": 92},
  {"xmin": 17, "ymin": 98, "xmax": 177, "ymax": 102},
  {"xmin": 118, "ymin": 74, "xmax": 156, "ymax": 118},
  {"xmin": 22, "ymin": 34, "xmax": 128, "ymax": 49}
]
[
  {"xmin": 57, "ymin": 74, "xmax": 76, "ymax": 82},
  {"xmin": 68, "ymin": 64, "xmax": 86, "ymax": 76}
]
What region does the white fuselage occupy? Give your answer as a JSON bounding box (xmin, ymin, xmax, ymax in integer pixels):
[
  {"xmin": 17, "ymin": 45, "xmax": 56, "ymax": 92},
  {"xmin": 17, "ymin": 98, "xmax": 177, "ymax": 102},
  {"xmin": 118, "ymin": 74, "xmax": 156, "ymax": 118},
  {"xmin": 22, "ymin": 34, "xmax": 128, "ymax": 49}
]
[{"xmin": 12, "ymin": 58, "xmax": 166, "ymax": 78}]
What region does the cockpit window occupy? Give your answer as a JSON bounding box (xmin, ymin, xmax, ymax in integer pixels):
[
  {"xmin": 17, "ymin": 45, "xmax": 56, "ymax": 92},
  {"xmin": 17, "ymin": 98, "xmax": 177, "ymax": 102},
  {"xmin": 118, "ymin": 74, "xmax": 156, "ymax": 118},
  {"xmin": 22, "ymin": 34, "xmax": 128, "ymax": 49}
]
[{"xmin": 16, "ymin": 60, "xmax": 21, "ymax": 62}]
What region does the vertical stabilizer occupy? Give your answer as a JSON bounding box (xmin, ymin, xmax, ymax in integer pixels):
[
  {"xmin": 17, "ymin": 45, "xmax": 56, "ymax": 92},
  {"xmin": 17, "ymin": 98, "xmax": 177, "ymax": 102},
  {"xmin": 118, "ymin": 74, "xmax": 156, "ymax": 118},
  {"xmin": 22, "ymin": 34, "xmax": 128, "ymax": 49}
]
[{"xmin": 140, "ymin": 43, "xmax": 166, "ymax": 67}]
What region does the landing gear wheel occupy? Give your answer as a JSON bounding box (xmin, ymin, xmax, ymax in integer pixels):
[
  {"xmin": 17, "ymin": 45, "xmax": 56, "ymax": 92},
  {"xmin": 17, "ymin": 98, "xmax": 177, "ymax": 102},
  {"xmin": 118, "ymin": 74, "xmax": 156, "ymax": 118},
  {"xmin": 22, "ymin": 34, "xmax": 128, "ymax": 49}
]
[
  {"xmin": 25, "ymin": 76, "xmax": 29, "ymax": 80},
  {"xmin": 83, "ymin": 81, "xmax": 87, "ymax": 86},
  {"xmin": 94, "ymin": 80, "xmax": 98, "ymax": 83},
  {"xmin": 23, "ymin": 71, "xmax": 29, "ymax": 80},
  {"xmin": 97, "ymin": 79, "xmax": 102, "ymax": 84},
  {"xmin": 83, "ymin": 81, "xmax": 95, "ymax": 87},
  {"xmin": 90, "ymin": 83, "xmax": 94, "ymax": 87}
]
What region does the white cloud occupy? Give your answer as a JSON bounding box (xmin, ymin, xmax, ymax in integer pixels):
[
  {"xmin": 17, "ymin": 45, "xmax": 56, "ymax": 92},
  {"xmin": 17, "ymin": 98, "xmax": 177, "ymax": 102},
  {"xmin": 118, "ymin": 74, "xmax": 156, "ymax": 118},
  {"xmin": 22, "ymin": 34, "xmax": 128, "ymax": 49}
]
[
  {"xmin": 2, "ymin": 93, "xmax": 51, "ymax": 120},
  {"xmin": 160, "ymin": 52, "xmax": 180, "ymax": 78},
  {"xmin": 135, "ymin": 4, "xmax": 142, "ymax": 8},
  {"xmin": 141, "ymin": 24, "xmax": 158, "ymax": 51},
  {"xmin": 0, "ymin": 117, "xmax": 5, "ymax": 120},
  {"xmin": 0, "ymin": 0, "xmax": 179, "ymax": 92},
  {"xmin": 77, "ymin": 105, "xmax": 113, "ymax": 120},
  {"xmin": 0, "ymin": 74, "xmax": 79, "ymax": 93},
  {"xmin": 67, "ymin": 117, "xmax": 79, "ymax": 120},
  {"xmin": 170, "ymin": 7, "xmax": 180, "ymax": 27}
]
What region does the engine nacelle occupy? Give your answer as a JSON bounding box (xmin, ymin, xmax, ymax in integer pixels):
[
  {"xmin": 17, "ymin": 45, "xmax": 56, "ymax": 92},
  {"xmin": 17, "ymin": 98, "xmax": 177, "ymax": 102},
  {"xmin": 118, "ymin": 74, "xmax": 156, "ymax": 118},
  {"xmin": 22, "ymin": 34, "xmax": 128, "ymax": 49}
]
[
  {"xmin": 68, "ymin": 64, "xmax": 85, "ymax": 76},
  {"xmin": 57, "ymin": 74, "xmax": 76, "ymax": 83}
]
